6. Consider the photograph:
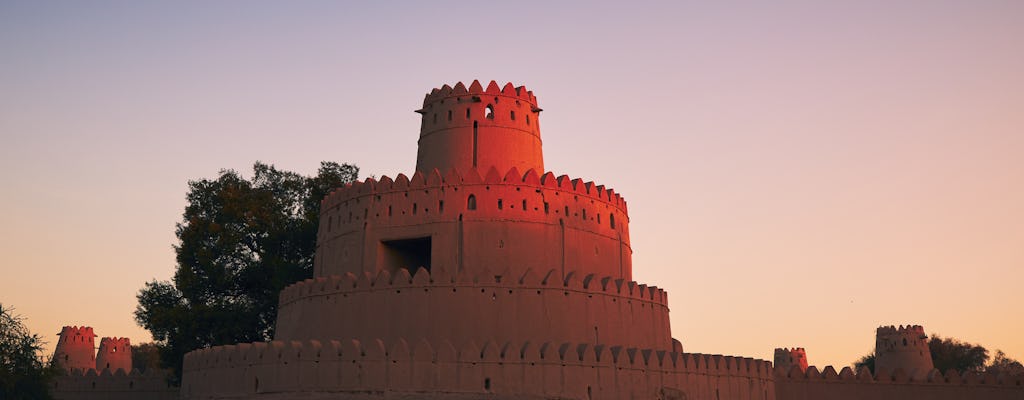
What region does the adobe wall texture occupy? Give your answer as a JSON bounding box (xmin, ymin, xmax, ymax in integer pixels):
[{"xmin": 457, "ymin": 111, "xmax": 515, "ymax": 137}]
[
  {"xmin": 416, "ymin": 80, "xmax": 543, "ymax": 176},
  {"xmin": 182, "ymin": 338, "xmax": 774, "ymax": 400},
  {"xmin": 50, "ymin": 368, "xmax": 178, "ymax": 400},
  {"xmin": 315, "ymin": 167, "xmax": 632, "ymax": 281},
  {"xmin": 275, "ymin": 267, "xmax": 672, "ymax": 351}
]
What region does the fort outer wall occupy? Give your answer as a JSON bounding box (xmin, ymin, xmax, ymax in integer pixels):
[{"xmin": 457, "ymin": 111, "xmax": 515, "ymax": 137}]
[
  {"xmin": 314, "ymin": 167, "xmax": 632, "ymax": 283},
  {"xmin": 774, "ymin": 364, "xmax": 1024, "ymax": 400},
  {"xmin": 181, "ymin": 338, "xmax": 774, "ymax": 400},
  {"xmin": 50, "ymin": 368, "xmax": 178, "ymax": 400},
  {"xmin": 274, "ymin": 267, "xmax": 672, "ymax": 352}
]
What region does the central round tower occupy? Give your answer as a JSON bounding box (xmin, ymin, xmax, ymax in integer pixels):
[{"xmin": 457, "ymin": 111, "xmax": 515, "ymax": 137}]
[{"xmin": 415, "ymin": 80, "xmax": 543, "ymax": 174}]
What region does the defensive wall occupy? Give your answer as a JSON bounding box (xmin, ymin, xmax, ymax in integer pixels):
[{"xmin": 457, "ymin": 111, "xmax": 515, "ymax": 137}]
[
  {"xmin": 416, "ymin": 80, "xmax": 543, "ymax": 175},
  {"xmin": 181, "ymin": 338, "xmax": 772, "ymax": 400},
  {"xmin": 774, "ymin": 364, "xmax": 1024, "ymax": 400},
  {"xmin": 276, "ymin": 266, "xmax": 671, "ymax": 351},
  {"xmin": 51, "ymin": 368, "xmax": 178, "ymax": 400},
  {"xmin": 315, "ymin": 167, "xmax": 632, "ymax": 281}
]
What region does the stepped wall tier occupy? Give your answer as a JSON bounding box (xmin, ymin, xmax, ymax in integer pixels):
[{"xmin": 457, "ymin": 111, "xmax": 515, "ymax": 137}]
[
  {"xmin": 314, "ymin": 167, "xmax": 632, "ymax": 282},
  {"xmin": 182, "ymin": 338, "xmax": 772, "ymax": 400},
  {"xmin": 275, "ymin": 267, "xmax": 671, "ymax": 350}
]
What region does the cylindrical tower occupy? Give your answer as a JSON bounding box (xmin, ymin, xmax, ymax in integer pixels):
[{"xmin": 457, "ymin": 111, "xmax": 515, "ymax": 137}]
[
  {"xmin": 52, "ymin": 326, "xmax": 96, "ymax": 372},
  {"xmin": 415, "ymin": 80, "xmax": 543, "ymax": 174},
  {"xmin": 96, "ymin": 337, "xmax": 132, "ymax": 372},
  {"xmin": 875, "ymin": 324, "xmax": 934, "ymax": 374},
  {"xmin": 774, "ymin": 347, "xmax": 809, "ymax": 373}
]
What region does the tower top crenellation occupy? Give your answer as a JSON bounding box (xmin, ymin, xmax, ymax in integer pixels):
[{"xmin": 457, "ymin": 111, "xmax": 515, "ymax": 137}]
[{"xmin": 420, "ymin": 80, "xmax": 538, "ymax": 109}]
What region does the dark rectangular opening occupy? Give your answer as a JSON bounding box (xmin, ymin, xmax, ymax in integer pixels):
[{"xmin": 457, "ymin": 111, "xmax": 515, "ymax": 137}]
[{"xmin": 379, "ymin": 237, "xmax": 432, "ymax": 273}]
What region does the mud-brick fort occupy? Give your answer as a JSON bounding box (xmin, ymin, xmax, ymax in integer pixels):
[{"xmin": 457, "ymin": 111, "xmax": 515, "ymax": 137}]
[{"xmin": 170, "ymin": 80, "xmax": 1023, "ymax": 399}]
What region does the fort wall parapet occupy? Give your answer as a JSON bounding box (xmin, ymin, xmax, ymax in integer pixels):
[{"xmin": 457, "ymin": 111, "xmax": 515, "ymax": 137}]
[
  {"xmin": 276, "ymin": 266, "xmax": 671, "ymax": 351},
  {"xmin": 181, "ymin": 338, "xmax": 773, "ymax": 400},
  {"xmin": 774, "ymin": 364, "xmax": 1024, "ymax": 400},
  {"xmin": 51, "ymin": 368, "xmax": 178, "ymax": 400}
]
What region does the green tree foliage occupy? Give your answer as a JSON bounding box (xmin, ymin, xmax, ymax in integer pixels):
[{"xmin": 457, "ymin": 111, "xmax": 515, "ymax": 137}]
[
  {"xmin": 929, "ymin": 335, "xmax": 989, "ymax": 373},
  {"xmin": 135, "ymin": 161, "xmax": 358, "ymax": 381},
  {"xmin": 0, "ymin": 303, "xmax": 57, "ymax": 400}
]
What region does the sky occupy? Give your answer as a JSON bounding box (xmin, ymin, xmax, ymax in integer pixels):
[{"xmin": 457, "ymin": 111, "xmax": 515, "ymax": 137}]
[{"xmin": 1, "ymin": 1, "xmax": 1021, "ymax": 369}]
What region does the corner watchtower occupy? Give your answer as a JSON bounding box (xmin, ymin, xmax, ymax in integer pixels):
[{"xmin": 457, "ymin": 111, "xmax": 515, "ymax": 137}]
[
  {"xmin": 415, "ymin": 80, "xmax": 544, "ymax": 174},
  {"xmin": 875, "ymin": 324, "xmax": 934, "ymax": 374},
  {"xmin": 53, "ymin": 326, "xmax": 96, "ymax": 372},
  {"xmin": 96, "ymin": 337, "xmax": 132, "ymax": 372},
  {"xmin": 774, "ymin": 347, "xmax": 809, "ymax": 373}
]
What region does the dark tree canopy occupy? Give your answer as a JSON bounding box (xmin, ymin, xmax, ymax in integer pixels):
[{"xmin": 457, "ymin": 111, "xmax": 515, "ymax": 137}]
[
  {"xmin": 135, "ymin": 161, "xmax": 358, "ymax": 380},
  {"xmin": 0, "ymin": 303, "xmax": 57, "ymax": 400},
  {"xmin": 853, "ymin": 352, "xmax": 875, "ymax": 373},
  {"xmin": 131, "ymin": 342, "xmax": 162, "ymax": 373},
  {"xmin": 929, "ymin": 335, "xmax": 989, "ymax": 373}
]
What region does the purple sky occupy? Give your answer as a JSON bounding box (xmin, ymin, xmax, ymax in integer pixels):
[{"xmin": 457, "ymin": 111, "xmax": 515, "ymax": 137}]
[{"xmin": 1, "ymin": 1, "xmax": 1022, "ymax": 368}]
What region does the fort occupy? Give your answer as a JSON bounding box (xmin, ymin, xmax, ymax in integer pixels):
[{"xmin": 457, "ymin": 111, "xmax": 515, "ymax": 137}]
[
  {"xmin": 49, "ymin": 326, "xmax": 178, "ymax": 400},
  {"xmin": 57, "ymin": 81, "xmax": 1023, "ymax": 399}
]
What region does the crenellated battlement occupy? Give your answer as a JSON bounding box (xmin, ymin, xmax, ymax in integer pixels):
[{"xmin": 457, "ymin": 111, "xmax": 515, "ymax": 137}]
[
  {"xmin": 181, "ymin": 337, "xmax": 774, "ymax": 400},
  {"xmin": 280, "ymin": 267, "xmax": 665, "ymax": 305},
  {"xmin": 877, "ymin": 324, "xmax": 927, "ymax": 335},
  {"xmin": 57, "ymin": 326, "xmax": 96, "ymax": 342},
  {"xmin": 320, "ymin": 167, "xmax": 627, "ymax": 213},
  {"xmin": 774, "ymin": 364, "xmax": 1024, "ymax": 400},
  {"xmin": 421, "ymin": 80, "xmax": 538, "ymax": 109}
]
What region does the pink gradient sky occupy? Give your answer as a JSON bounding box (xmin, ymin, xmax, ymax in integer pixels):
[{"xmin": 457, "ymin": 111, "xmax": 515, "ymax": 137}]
[{"xmin": 1, "ymin": 1, "xmax": 1021, "ymax": 368}]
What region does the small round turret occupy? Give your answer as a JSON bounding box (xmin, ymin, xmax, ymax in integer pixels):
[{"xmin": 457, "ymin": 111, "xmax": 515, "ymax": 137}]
[
  {"xmin": 774, "ymin": 347, "xmax": 808, "ymax": 373},
  {"xmin": 875, "ymin": 324, "xmax": 934, "ymax": 374},
  {"xmin": 96, "ymin": 337, "xmax": 132, "ymax": 372},
  {"xmin": 53, "ymin": 326, "xmax": 96, "ymax": 372},
  {"xmin": 415, "ymin": 80, "xmax": 544, "ymax": 174}
]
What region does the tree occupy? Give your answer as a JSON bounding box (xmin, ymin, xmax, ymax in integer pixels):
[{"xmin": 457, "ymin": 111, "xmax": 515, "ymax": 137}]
[
  {"xmin": 135, "ymin": 161, "xmax": 358, "ymax": 381},
  {"xmin": 131, "ymin": 342, "xmax": 162, "ymax": 373},
  {"xmin": 929, "ymin": 335, "xmax": 988, "ymax": 373},
  {"xmin": 0, "ymin": 303, "xmax": 57, "ymax": 400},
  {"xmin": 853, "ymin": 352, "xmax": 875, "ymax": 373},
  {"xmin": 988, "ymin": 350, "xmax": 1024, "ymax": 376}
]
